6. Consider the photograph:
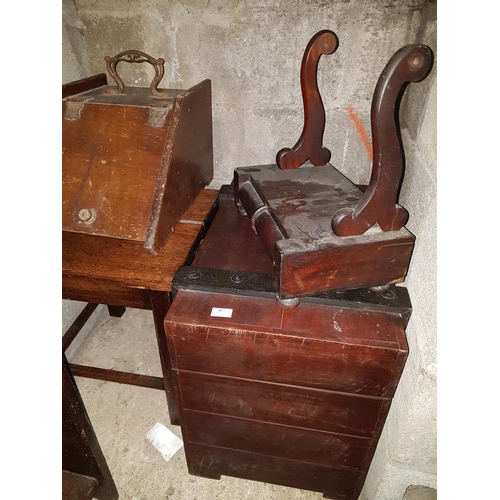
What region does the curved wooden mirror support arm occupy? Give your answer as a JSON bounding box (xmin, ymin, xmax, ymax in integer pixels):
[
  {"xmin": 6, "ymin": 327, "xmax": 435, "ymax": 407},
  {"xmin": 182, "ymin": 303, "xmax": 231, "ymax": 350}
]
[
  {"xmin": 276, "ymin": 30, "xmax": 339, "ymax": 170},
  {"xmin": 331, "ymin": 44, "xmax": 434, "ymax": 236}
]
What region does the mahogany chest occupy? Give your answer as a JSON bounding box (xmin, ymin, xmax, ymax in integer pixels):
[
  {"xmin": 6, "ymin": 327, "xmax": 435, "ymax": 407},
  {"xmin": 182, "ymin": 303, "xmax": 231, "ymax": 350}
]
[{"xmin": 164, "ymin": 188, "xmax": 411, "ymax": 500}]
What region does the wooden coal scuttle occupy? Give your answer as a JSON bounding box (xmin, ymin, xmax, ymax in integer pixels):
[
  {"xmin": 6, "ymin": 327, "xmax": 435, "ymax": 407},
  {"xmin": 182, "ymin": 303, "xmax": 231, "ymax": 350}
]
[{"xmin": 62, "ymin": 50, "xmax": 213, "ymax": 256}]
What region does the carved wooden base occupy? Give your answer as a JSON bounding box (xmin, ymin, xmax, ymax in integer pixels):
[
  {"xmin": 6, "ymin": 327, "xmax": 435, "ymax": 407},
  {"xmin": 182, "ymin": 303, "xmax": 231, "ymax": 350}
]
[{"xmin": 235, "ymin": 164, "xmax": 414, "ymax": 299}]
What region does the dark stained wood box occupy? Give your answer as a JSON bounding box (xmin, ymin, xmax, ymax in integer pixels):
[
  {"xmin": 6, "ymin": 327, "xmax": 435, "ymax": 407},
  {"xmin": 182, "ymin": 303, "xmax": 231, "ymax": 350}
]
[
  {"xmin": 62, "ymin": 51, "xmax": 213, "ymax": 256},
  {"xmin": 165, "ymin": 289, "xmax": 409, "ymax": 500},
  {"xmin": 164, "ymin": 187, "xmax": 411, "ymax": 500}
]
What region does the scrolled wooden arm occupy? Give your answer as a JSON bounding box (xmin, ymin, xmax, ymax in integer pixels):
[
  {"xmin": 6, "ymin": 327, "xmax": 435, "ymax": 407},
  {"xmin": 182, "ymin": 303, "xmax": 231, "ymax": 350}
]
[
  {"xmin": 331, "ymin": 44, "xmax": 434, "ymax": 236},
  {"xmin": 276, "ymin": 30, "xmax": 339, "ymax": 170}
]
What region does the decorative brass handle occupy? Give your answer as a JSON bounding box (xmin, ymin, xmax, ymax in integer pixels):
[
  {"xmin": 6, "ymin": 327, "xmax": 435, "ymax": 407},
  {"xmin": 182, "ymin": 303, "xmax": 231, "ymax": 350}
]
[{"xmin": 104, "ymin": 50, "xmax": 170, "ymax": 97}]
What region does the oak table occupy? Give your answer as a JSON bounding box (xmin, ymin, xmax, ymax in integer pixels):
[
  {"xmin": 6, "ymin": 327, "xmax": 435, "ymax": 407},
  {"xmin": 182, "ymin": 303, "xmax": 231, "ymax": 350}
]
[{"xmin": 62, "ymin": 188, "xmax": 218, "ymax": 425}]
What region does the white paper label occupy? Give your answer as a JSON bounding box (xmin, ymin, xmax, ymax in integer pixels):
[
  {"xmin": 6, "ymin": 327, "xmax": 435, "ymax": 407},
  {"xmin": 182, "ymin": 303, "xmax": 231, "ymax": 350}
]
[
  {"xmin": 211, "ymin": 307, "xmax": 233, "ymax": 318},
  {"xmin": 146, "ymin": 422, "xmax": 183, "ymax": 462}
]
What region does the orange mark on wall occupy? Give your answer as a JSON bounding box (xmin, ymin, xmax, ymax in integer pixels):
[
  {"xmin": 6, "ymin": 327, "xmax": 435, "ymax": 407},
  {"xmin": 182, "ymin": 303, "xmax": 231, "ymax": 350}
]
[{"xmin": 347, "ymin": 105, "xmax": 373, "ymax": 162}]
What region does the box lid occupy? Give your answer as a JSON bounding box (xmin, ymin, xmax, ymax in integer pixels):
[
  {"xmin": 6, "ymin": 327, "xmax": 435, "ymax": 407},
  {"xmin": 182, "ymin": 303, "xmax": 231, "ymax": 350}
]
[{"xmin": 62, "ymin": 87, "xmax": 181, "ymax": 242}]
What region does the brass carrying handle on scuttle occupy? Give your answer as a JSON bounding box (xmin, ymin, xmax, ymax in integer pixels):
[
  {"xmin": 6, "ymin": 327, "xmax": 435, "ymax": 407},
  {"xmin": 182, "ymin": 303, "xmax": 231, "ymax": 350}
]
[{"xmin": 104, "ymin": 50, "xmax": 170, "ymax": 97}]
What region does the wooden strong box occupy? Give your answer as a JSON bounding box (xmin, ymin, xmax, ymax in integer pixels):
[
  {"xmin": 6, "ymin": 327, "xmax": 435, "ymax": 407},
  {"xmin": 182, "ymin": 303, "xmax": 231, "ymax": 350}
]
[
  {"xmin": 165, "ymin": 288, "xmax": 409, "ymax": 500},
  {"xmin": 62, "ymin": 50, "xmax": 213, "ymax": 256},
  {"xmin": 165, "ymin": 189, "xmax": 412, "ymax": 500}
]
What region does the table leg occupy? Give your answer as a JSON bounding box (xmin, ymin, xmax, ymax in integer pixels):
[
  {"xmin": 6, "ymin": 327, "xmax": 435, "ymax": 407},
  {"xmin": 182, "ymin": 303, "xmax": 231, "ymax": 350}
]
[
  {"xmin": 149, "ymin": 290, "xmax": 179, "ymax": 425},
  {"xmin": 107, "ymin": 305, "xmax": 126, "ymax": 317}
]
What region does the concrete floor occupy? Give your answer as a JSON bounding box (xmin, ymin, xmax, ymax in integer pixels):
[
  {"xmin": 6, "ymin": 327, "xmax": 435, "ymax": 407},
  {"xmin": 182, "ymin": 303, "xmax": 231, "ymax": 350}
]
[{"xmin": 63, "ymin": 302, "xmax": 437, "ymax": 500}]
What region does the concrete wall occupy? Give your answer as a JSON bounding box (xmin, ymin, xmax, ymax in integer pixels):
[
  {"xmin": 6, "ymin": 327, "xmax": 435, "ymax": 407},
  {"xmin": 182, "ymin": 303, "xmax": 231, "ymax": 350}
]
[{"xmin": 62, "ymin": 1, "xmax": 437, "ymax": 498}]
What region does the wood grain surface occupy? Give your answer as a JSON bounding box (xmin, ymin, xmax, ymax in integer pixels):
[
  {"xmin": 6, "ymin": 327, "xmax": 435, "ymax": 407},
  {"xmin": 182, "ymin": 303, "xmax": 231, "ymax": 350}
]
[
  {"xmin": 63, "ymin": 355, "xmax": 118, "ymax": 500},
  {"xmin": 62, "ymin": 189, "xmax": 218, "ymax": 292}
]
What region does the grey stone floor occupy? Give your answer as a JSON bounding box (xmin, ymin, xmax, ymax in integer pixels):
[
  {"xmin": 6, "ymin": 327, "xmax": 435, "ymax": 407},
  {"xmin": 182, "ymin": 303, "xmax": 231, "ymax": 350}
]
[{"xmin": 402, "ymin": 486, "xmax": 437, "ymax": 500}]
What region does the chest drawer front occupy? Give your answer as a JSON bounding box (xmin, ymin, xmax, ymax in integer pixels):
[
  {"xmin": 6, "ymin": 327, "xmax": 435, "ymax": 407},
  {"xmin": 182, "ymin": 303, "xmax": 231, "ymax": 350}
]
[
  {"xmin": 176, "ymin": 371, "xmax": 389, "ymax": 438},
  {"xmin": 187, "ymin": 442, "xmax": 361, "ymax": 500},
  {"xmin": 166, "ymin": 290, "xmax": 408, "ymax": 398},
  {"xmin": 183, "ymin": 409, "xmax": 374, "ymax": 470},
  {"xmin": 169, "ymin": 322, "xmax": 402, "ymax": 397}
]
